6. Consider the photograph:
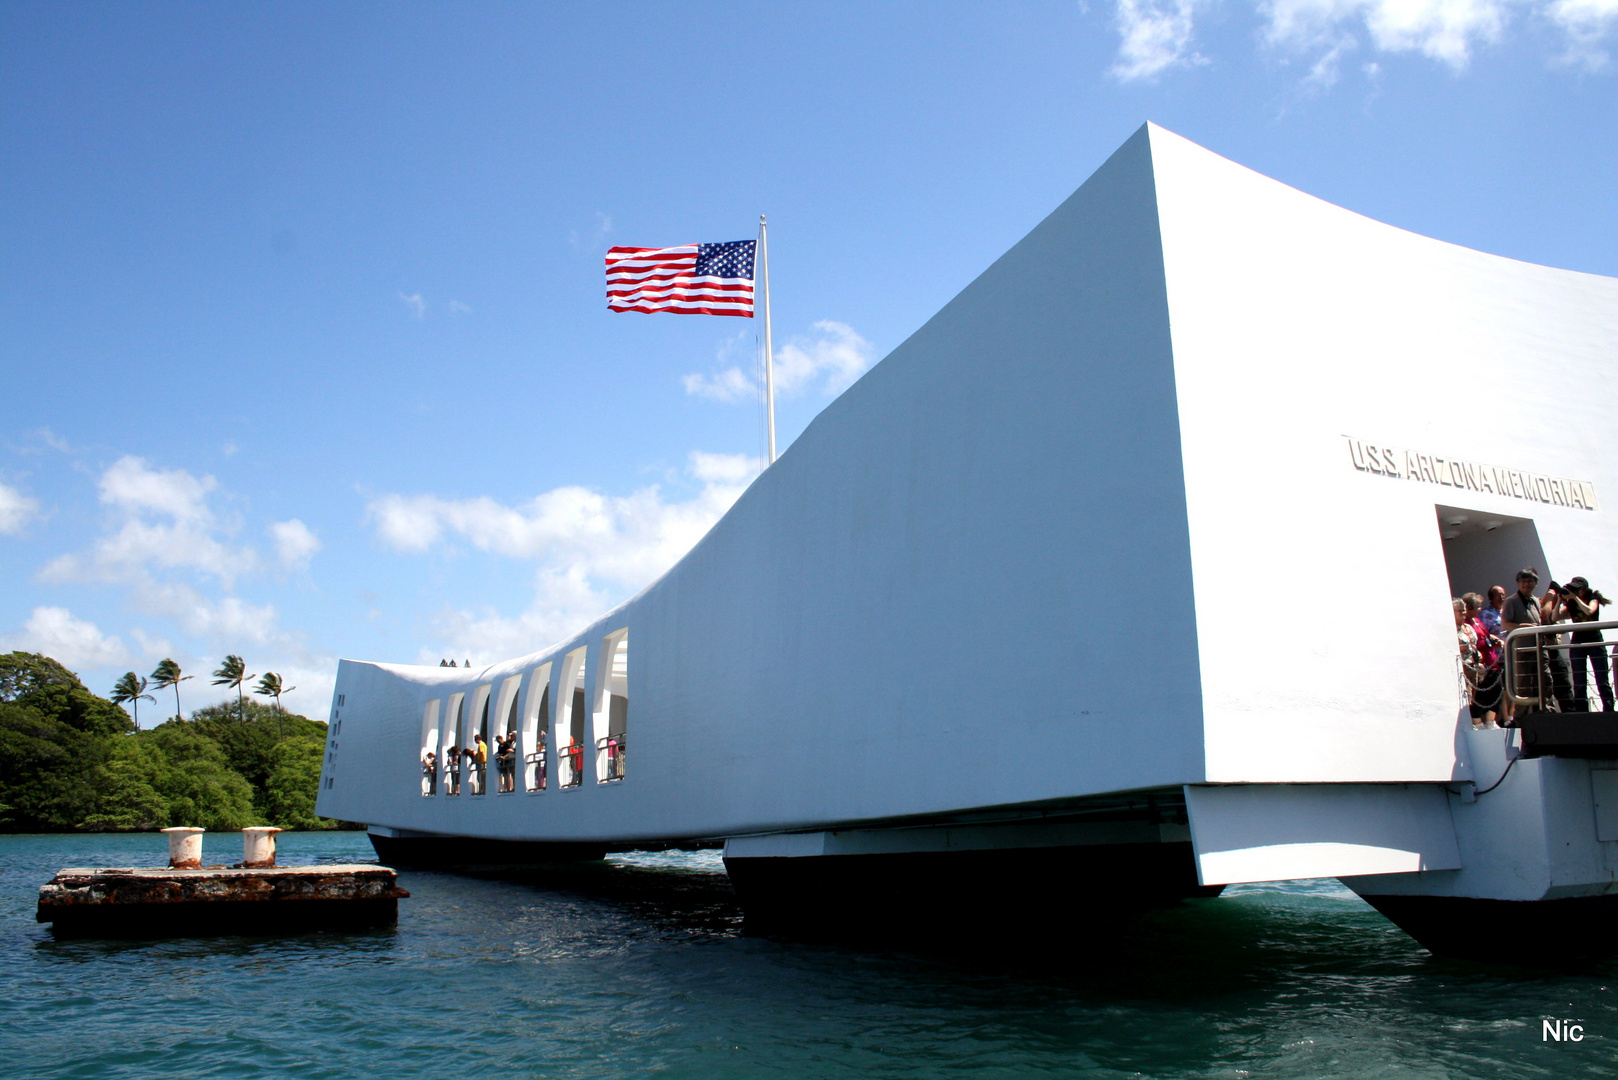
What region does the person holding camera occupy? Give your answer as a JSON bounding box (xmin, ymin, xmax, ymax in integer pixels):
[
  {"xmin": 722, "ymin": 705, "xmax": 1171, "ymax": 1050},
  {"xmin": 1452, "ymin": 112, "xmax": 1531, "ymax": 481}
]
[{"xmin": 1563, "ymin": 576, "xmax": 1613, "ymax": 712}]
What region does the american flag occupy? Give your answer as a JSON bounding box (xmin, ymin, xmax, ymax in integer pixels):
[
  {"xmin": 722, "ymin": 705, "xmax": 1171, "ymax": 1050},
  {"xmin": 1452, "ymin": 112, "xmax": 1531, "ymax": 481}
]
[{"xmin": 605, "ymin": 240, "xmax": 756, "ymax": 317}]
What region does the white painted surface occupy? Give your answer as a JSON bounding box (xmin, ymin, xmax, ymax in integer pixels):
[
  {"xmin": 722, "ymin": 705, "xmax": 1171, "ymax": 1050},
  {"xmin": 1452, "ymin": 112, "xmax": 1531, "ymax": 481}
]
[
  {"xmin": 1185, "ymin": 783, "xmax": 1461, "ymax": 885},
  {"xmin": 242, "ymin": 827, "xmax": 281, "ymax": 868},
  {"xmin": 318, "ymin": 125, "xmax": 1618, "ymax": 863},
  {"xmin": 1150, "ymin": 123, "xmax": 1618, "ymax": 785},
  {"xmin": 1343, "ymin": 724, "xmax": 1618, "ymax": 902},
  {"xmin": 162, "ymin": 827, "xmax": 205, "ymax": 869}
]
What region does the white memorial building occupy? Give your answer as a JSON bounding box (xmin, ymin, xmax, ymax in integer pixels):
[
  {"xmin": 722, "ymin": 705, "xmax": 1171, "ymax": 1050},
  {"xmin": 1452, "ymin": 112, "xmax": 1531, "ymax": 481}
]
[{"xmin": 318, "ymin": 123, "xmax": 1618, "ymax": 958}]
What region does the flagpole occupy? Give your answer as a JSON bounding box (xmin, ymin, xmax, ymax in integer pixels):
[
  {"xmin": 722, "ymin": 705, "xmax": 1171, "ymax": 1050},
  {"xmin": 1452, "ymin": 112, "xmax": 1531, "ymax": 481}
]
[{"xmin": 760, "ymin": 214, "xmax": 776, "ymax": 464}]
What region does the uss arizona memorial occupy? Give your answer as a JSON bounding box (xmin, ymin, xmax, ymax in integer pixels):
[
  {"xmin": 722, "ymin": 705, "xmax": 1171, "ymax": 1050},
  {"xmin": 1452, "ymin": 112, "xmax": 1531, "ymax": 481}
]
[{"xmin": 318, "ymin": 124, "xmax": 1618, "ymax": 956}]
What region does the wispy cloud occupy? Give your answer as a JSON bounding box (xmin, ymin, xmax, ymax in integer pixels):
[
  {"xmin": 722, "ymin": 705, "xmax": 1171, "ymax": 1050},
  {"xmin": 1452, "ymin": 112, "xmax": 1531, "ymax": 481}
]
[
  {"xmin": 0, "ymin": 607, "xmax": 130, "ymax": 669},
  {"xmin": 270, "ymin": 519, "xmax": 321, "ymax": 570},
  {"xmin": 22, "ymin": 454, "xmax": 334, "ymax": 715},
  {"xmin": 1111, "ymin": 0, "xmax": 1618, "ymax": 83},
  {"xmin": 1111, "ymin": 0, "xmax": 1214, "ymax": 81},
  {"xmin": 447, "ymin": 300, "xmax": 472, "ymax": 316},
  {"xmin": 41, "ymin": 456, "xmax": 251, "ymax": 587},
  {"xmin": 399, "ymin": 292, "xmax": 427, "ymax": 319},
  {"xmin": 683, "ymin": 321, "xmax": 876, "ymax": 404},
  {"xmin": 367, "ymin": 450, "xmax": 763, "ymax": 661},
  {"xmin": 0, "ymin": 482, "xmax": 40, "ymax": 534},
  {"xmin": 1546, "ymin": 0, "xmax": 1618, "ymax": 69}
]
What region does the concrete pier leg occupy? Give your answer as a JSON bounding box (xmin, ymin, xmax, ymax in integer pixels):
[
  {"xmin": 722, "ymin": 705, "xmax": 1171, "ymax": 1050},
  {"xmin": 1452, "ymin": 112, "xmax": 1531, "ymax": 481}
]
[
  {"xmin": 242, "ymin": 827, "xmax": 282, "ymax": 868},
  {"xmin": 161, "ymin": 827, "xmax": 205, "ymax": 869}
]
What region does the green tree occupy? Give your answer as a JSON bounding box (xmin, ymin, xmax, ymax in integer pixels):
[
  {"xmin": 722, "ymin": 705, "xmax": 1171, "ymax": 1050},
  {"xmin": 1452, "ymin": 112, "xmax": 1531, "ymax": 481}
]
[
  {"xmin": 211, "ymin": 655, "xmax": 254, "ymax": 725},
  {"xmin": 149, "ymin": 658, "xmax": 193, "ymax": 722},
  {"xmin": 140, "ymin": 721, "xmax": 257, "ymax": 830},
  {"xmin": 260, "ymin": 735, "xmax": 328, "ymax": 830},
  {"xmin": 110, "ymin": 672, "xmax": 156, "ymax": 728},
  {"xmin": 0, "ymin": 652, "xmax": 134, "ymax": 736},
  {"xmin": 80, "ymin": 736, "xmax": 170, "ymax": 831},
  {"xmin": 0, "ymin": 702, "xmax": 105, "ymax": 830}
]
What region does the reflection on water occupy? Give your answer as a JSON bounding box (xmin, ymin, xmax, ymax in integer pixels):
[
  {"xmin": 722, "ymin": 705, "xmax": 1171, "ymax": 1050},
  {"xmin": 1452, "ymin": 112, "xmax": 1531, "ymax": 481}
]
[{"xmin": 1, "ymin": 832, "xmax": 1614, "ymax": 1079}]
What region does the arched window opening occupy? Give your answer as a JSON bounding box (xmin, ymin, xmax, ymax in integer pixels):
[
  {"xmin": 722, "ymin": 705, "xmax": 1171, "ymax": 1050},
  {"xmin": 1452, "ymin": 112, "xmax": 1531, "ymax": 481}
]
[
  {"xmin": 420, "ymin": 699, "xmax": 441, "ymax": 796},
  {"xmin": 493, "ymin": 674, "xmax": 521, "ymax": 794},
  {"xmin": 558, "ymin": 646, "xmax": 588, "ymax": 788},
  {"xmin": 441, "ymin": 693, "xmax": 465, "ymax": 795},
  {"xmin": 469, "ymin": 685, "xmax": 492, "ymax": 795},
  {"xmin": 594, "ymin": 630, "xmax": 628, "ymax": 783},
  {"xmin": 522, "ymin": 663, "xmax": 551, "ymax": 793}
]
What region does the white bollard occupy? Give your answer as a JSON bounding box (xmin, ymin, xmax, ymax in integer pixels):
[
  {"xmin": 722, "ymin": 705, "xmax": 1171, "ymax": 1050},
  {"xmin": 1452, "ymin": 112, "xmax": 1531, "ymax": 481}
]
[
  {"xmin": 161, "ymin": 827, "xmax": 206, "ymax": 869},
  {"xmin": 242, "ymin": 827, "xmax": 282, "ymax": 868}
]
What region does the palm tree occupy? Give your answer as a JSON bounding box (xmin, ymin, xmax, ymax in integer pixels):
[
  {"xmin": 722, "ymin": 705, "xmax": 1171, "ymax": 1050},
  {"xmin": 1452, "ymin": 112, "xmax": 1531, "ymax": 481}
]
[
  {"xmin": 211, "ymin": 654, "xmax": 255, "ymax": 724},
  {"xmin": 110, "ymin": 672, "xmax": 155, "ymax": 727},
  {"xmin": 149, "ymin": 658, "xmax": 193, "ymax": 721},
  {"xmin": 254, "ymin": 672, "xmax": 296, "ymax": 738}
]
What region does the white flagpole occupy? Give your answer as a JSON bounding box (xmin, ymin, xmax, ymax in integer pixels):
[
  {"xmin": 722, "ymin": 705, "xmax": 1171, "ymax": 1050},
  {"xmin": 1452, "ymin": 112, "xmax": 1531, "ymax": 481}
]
[{"xmin": 759, "ymin": 214, "xmax": 776, "ymax": 464}]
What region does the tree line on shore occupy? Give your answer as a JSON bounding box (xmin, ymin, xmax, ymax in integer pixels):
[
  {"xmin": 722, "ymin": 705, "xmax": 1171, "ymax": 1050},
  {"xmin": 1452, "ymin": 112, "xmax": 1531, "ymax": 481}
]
[{"xmin": 0, "ymin": 651, "xmax": 345, "ymax": 833}]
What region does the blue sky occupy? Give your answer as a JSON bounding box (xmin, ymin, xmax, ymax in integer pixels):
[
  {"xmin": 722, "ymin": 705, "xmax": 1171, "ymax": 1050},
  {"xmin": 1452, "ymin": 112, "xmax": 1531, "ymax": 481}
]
[{"xmin": 2, "ymin": 2, "xmax": 1615, "ymax": 721}]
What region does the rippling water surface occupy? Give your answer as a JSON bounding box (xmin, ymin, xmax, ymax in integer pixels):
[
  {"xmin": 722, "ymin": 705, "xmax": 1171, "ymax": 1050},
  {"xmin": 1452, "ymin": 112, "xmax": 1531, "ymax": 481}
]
[{"xmin": 2, "ymin": 832, "xmax": 1614, "ymax": 1078}]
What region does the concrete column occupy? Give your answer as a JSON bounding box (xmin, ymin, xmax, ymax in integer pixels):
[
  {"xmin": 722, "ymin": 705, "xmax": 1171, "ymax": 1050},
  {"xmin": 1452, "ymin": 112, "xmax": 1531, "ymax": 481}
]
[
  {"xmin": 242, "ymin": 827, "xmax": 282, "ymax": 868},
  {"xmin": 161, "ymin": 827, "xmax": 205, "ymax": 869}
]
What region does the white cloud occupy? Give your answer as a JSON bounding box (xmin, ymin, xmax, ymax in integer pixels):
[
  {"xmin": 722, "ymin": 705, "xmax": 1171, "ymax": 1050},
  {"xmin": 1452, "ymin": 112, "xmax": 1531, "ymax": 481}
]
[
  {"xmin": 773, "ymin": 321, "xmax": 876, "ymax": 396},
  {"xmin": 0, "ymin": 482, "xmax": 39, "ymax": 534},
  {"xmin": 399, "ymin": 292, "xmax": 427, "ymax": 319},
  {"xmin": 1, "ymin": 607, "xmax": 130, "ymax": 669},
  {"xmin": 1262, "ymin": 0, "xmax": 1510, "ymax": 68},
  {"xmin": 684, "ymin": 321, "xmax": 876, "ymax": 404},
  {"xmin": 100, "ymin": 455, "xmax": 215, "ymax": 523},
  {"xmin": 369, "ymin": 451, "xmax": 762, "ymax": 661},
  {"xmin": 270, "ymin": 519, "xmax": 321, "ymax": 570},
  {"xmin": 1547, "ymin": 0, "xmax": 1618, "ymax": 68},
  {"xmin": 683, "ymin": 365, "xmax": 756, "ymax": 402},
  {"xmin": 42, "ymin": 456, "xmax": 252, "ymax": 587},
  {"xmin": 448, "ymin": 300, "xmax": 472, "ymax": 315},
  {"xmin": 1114, "ymin": 0, "xmax": 1618, "ymax": 82},
  {"xmin": 1111, "ymin": 0, "xmax": 1213, "ymax": 80},
  {"xmin": 689, "ymin": 451, "xmax": 764, "ymax": 485}
]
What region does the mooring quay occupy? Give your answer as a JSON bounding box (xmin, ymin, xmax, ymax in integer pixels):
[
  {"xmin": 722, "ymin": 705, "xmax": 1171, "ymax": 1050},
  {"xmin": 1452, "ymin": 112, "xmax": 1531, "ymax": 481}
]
[{"xmin": 36, "ymin": 828, "xmax": 408, "ymax": 938}]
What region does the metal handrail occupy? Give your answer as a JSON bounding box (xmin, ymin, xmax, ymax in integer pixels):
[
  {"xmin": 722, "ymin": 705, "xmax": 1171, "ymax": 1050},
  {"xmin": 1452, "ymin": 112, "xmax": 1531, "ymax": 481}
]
[
  {"xmin": 523, "ymin": 748, "xmax": 548, "ymax": 793},
  {"xmin": 596, "ymin": 734, "xmax": 626, "ymax": 782},
  {"xmin": 1502, "ymin": 619, "xmax": 1618, "ymax": 709}
]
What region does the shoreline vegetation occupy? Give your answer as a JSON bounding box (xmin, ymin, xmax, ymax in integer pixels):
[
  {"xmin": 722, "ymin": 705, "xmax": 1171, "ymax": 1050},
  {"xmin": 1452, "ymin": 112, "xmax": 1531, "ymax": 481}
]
[{"xmin": 0, "ymin": 652, "xmax": 349, "ymax": 833}]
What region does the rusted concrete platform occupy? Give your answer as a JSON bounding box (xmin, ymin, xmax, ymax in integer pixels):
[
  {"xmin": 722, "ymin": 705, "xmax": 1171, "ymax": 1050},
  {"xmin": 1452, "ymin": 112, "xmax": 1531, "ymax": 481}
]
[{"xmin": 37, "ymin": 864, "xmax": 409, "ymax": 938}]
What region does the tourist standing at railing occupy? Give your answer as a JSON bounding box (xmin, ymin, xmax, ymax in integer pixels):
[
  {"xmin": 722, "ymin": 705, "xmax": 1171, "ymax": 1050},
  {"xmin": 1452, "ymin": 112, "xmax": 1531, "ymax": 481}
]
[
  {"xmin": 1541, "ymin": 582, "xmax": 1579, "ymax": 712},
  {"xmin": 445, "ymin": 746, "xmax": 461, "ymax": 795},
  {"xmin": 1482, "ymin": 586, "xmax": 1506, "ymax": 645},
  {"xmin": 1502, "ymin": 568, "xmax": 1543, "ymax": 712},
  {"xmin": 1455, "ymin": 599, "xmax": 1491, "ymax": 729},
  {"xmin": 422, "ymin": 750, "xmax": 438, "ymax": 795},
  {"xmin": 471, "ymin": 734, "xmax": 488, "ymax": 793},
  {"xmin": 1563, "ymin": 577, "xmax": 1613, "ymax": 712},
  {"xmin": 496, "ymin": 732, "xmax": 516, "ymax": 792},
  {"xmin": 1483, "ymin": 586, "xmax": 1509, "ymax": 722},
  {"xmin": 1463, "ymin": 593, "xmax": 1502, "ymax": 727}
]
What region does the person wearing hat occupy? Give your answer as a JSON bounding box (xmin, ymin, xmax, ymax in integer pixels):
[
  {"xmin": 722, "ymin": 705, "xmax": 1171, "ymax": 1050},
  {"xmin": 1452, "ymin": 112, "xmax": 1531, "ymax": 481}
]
[
  {"xmin": 1501, "ymin": 568, "xmax": 1543, "ymax": 710},
  {"xmin": 1563, "ymin": 576, "xmax": 1613, "ymax": 711}
]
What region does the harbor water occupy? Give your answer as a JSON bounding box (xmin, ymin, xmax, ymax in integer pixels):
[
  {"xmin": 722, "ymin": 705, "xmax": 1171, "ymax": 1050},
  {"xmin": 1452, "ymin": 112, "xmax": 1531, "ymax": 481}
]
[{"xmin": 1, "ymin": 831, "xmax": 1612, "ymax": 1078}]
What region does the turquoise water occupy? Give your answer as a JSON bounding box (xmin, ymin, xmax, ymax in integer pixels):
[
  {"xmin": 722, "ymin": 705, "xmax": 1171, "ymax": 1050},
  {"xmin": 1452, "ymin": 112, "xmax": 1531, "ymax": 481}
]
[{"xmin": 1, "ymin": 832, "xmax": 1613, "ymax": 1078}]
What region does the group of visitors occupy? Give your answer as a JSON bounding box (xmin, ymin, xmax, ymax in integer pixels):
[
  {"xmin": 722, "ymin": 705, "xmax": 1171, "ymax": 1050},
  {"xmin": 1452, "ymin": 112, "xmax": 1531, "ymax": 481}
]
[
  {"xmin": 419, "ymin": 723, "xmax": 613, "ymax": 794},
  {"xmin": 420, "ymin": 730, "xmax": 554, "ymax": 795},
  {"xmin": 1455, "ymin": 566, "xmax": 1613, "ymax": 728}
]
